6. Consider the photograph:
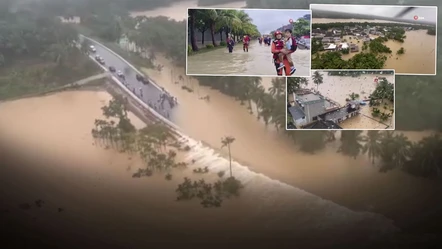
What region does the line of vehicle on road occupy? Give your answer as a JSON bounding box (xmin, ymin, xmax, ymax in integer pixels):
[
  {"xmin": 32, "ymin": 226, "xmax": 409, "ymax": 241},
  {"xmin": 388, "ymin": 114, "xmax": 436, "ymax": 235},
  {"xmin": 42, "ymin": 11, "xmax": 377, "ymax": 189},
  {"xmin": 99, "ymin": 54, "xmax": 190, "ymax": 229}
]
[{"xmin": 90, "ymin": 45, "xmax": 149, "ymax": 85}]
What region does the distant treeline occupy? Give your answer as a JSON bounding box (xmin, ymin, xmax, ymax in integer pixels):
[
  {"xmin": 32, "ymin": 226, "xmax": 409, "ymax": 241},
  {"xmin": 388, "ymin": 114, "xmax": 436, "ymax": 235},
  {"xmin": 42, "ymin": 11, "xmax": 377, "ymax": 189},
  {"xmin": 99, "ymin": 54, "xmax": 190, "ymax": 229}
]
[
  {"xmin": 312, "ymin": 22, "xmax": 433, "ymax": 31},
  {"xmin": 326, "ymin": 71, "xmax": 394, "ymax": 76}
]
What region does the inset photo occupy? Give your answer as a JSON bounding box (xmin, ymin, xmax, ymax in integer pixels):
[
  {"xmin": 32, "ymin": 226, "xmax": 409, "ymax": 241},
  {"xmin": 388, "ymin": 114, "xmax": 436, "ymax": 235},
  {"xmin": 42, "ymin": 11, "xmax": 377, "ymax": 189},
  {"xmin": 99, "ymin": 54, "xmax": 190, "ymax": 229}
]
[
  {"xmin": 187, "ymin": 8, "xmax": 311, "ymax": 77},
  {"xmin": 287, "ymin": 70, "xmax": 395, "ymax": 130},
  {"xmin": 310, "ymin": 4, "xmax": 437, "ymax": 75}
]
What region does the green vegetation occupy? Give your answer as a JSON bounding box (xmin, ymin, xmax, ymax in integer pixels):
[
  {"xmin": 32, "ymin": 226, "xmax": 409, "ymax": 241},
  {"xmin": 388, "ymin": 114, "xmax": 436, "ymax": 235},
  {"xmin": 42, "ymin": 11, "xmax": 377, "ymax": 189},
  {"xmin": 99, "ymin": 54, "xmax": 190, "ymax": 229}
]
[
  {"xmin": 92, "ymin": 96, "xmax": 243, "ymax": 207},
  {"xmin": 0, "ymin": 4, "xmax": 100, "ymax": 100},
  {"xmin": 369, "ymin": 78, "xmax": 394, "ymax": 121},
  {"xmin": 188, "ymin": 9, "xmax": 260, "ymax": 53},
  {"xmin": 310, "ymin": 20, "xmax": 433, "ymax": 69},
  {"xmin": 369, "ymin": 38, "xmax": 392, "ymax": 54},
  {"xmin": 312, "ymin": 22, "xmax": 430, "ymax": 33},
  {"xmin": 312, "ymin": 71, "xmax": 323, "ymax": 90},
  {"xmin": 287, "ymin": 77, "xmax": 440, "ymax": 178},
  {"xmin": 427, "ymin": 28, "xmax": 436, "ymax": 35},
  {"xmin": 312, "ymin": 51, "xmax": 386, "ymax": 69},
  {"xmin": 397, "ymin": 47, "xmax": 405, "ymax": 55},
  {"xmin": 291, "ymin": 18, "xmax": 310, "ymax": 36},
  {"xmin": 385, "ymin": 27, "xmax": 406, "ymax": 42}
]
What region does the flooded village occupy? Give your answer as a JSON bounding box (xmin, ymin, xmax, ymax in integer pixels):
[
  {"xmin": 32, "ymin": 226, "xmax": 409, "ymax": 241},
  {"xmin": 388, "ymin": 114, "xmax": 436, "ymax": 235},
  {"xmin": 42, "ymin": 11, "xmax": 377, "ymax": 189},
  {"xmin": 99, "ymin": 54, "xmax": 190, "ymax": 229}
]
[
  {"xmin": 310, "ymin": 5, "xmax": 437, "ymax": 74},
  {"xmin": 287, "ymin": 70, "xmax": 395, "ymax": 129}
]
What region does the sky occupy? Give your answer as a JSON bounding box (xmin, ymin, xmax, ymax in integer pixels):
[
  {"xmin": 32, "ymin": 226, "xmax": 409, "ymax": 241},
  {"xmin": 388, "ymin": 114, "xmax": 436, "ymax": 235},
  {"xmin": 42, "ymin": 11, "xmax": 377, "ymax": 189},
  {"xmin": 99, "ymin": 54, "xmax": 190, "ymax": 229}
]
[
  {"xmin": 310, "ymin": 5, "xmax": 437, "ymax": 23},
  {"xmin": 244, "ymin": 9, "xmax": 311, "ymax": 34}
]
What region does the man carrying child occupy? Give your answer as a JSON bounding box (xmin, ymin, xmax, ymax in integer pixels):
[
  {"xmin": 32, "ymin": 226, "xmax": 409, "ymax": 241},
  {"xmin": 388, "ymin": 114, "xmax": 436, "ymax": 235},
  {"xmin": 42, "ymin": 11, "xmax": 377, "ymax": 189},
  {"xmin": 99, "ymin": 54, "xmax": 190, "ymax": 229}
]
[{"xmin": 271, "ymin": 29, "xmax": 297, "ymax": 75}]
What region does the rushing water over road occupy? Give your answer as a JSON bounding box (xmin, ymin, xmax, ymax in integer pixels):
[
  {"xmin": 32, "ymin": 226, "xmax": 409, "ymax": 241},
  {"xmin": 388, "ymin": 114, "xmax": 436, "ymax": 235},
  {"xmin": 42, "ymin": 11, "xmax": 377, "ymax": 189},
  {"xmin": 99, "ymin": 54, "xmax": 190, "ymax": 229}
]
[
  {"xmin": 187, "ymin": 40, "xmax": 311, "ymax": 76},
  {"xmin": 0, "ymin": 91, "xmax": 399, "ymax": 248}
]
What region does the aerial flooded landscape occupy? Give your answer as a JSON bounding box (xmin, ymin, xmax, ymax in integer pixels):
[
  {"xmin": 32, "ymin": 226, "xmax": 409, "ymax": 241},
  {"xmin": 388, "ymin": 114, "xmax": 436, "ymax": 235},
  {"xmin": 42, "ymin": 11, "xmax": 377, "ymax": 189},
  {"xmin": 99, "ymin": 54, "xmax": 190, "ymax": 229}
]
[
  {"xmin": 1, "ymin": 0, "xmax": 442, "ymax": 248},
  {"xmin": 310, "ymin": 4, "xmax": 437, "ymax": 74},
  {"xmin": 287, "ymin": 70, "xmax": 395, "ymax": 130}
]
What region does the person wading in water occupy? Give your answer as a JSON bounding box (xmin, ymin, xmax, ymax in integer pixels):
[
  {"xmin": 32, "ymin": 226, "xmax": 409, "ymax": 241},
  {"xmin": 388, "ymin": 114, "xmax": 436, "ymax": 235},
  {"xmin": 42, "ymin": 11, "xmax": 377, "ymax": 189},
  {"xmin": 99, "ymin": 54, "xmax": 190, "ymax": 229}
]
[
  {"xmin": 227, "ymin": 35, "xmax": 235, "ymax": 53},
  {"xmin": 242, "ymin": 35, "xmax": 250, "ymax": 52},
  {"xmin": 271, "ymin": 30, "xmax": 297, "ymax": 76}
]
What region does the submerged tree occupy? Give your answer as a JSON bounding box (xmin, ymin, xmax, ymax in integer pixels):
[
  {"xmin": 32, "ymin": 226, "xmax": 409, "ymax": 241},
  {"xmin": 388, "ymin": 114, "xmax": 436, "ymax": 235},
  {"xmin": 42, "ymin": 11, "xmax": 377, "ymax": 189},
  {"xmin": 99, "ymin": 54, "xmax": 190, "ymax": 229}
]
[
  {"xmin": 312, "ymin": 70, "xmax": 323, "ymax": 91},
  {"xmin": 221, "ymin": 136, "xmax": 235, "ymax": 177}
]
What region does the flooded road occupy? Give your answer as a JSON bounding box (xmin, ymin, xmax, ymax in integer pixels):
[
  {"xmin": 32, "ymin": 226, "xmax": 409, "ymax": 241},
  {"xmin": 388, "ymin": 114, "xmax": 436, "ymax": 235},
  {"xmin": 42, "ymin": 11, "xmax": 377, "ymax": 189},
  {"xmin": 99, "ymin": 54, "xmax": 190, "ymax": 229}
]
[
  {"xmin": 313, "ymin": 18, "xmax": 436, "ymax": 74},
  {"xmin": 0, "ymin": 91, "xmax": 400, "ymax": 248},
  {"xmin": 305, "ymin": 71, "xmax": 395, "ymax": 129},
  {"xmin": 187, "ymin": 40, "xmax": 310, "ymax": 76}
]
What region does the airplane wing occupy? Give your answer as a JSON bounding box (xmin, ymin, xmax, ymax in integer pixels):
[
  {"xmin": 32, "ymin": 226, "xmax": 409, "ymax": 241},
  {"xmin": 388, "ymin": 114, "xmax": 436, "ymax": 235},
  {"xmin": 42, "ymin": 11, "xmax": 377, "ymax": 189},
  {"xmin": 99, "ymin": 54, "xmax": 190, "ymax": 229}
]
[{"xmin": 312, "ymin": 6, "xmax": 435, "ymax": 26}]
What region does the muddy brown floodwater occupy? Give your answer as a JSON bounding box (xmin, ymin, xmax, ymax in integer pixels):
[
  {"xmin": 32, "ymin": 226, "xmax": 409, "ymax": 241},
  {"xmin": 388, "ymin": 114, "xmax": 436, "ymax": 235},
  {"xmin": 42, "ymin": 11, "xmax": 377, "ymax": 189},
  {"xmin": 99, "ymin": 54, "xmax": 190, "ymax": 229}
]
[
  {"xmin": 313, "ymin": 18, "xmax": 436, "ymax": 74},
  {"xmin": 0, "ymin": 90, "xmax": 402, "ymax": 248},
  {"xmin": 304, "ymin": 71, "xmax": 395, "ymax": 129},
  {"xmin": 0, "ymin": 1, "xmax": 441, "ymax": 248},
  {"xmin": 187, "ymin": 40, "xmax": 311, "ymax": 76}
]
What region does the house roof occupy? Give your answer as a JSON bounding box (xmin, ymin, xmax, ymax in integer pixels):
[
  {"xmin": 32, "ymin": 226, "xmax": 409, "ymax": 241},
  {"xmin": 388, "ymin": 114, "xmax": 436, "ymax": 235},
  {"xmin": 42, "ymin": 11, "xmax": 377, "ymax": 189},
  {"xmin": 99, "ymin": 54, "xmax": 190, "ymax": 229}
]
[
  {"xmin": 327, "ymin": 44, "xmax": 337, "ymax": 49},
  {"xmin": 341, "ymin": 43, "xmax": 349, "ymax": 49},
  {"xmin": 288, "ymin": 106, "xmax": 305, "ymax": 120},
  {"xmin": 297, "ymin": 93, "xmax": 322, "ymax": 103},
  {"xmin": 323, "ymin": 108, "xmax": 350, "ymax": 121},
  {"xmin": 303, "ymin": 120, "xmax": 343, "ymax": 129},
  {"xmin": 304, "ymin": 101, "xmax": 327, "ymax": 122}
]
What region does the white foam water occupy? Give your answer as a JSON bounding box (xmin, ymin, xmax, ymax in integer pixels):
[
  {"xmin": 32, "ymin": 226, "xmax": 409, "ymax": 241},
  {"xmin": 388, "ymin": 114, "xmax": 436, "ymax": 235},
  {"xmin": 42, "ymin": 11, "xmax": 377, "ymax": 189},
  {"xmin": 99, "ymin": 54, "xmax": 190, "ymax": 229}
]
[{"xmin": 178, "ymin": 136, "xmax": 399, "ymax": 238}]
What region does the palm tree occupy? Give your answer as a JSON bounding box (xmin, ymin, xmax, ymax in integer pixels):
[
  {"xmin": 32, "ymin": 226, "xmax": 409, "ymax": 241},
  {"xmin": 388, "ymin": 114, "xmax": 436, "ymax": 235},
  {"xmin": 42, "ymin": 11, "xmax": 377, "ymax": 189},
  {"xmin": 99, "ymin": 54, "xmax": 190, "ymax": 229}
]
[
  {"xmin": 188, "ymin": 9, "xmax": 199, "ymax": 51},
  {"xmin": 363, "ymin": 130, "xmax": 382, "ymax": 164},
  {"xmin": 404, "ymin": 134, "xmax": 442, "ymax": 178},
  {"xmin": 268, "ymin": 78, "xmax": 285, "ymax": 97},
  {"xmin": 221, "ymin": 136, "xmax": 235, "ymax": 177},
  {"xmin": 378, "ymin": 131, "xmax": 412, "ymax": 172},
  {"xmin": 195, "ymin": 11, "xmax": 208, "ymax": 45},
  {"xmin": 199, "ymin": 9, "xmax": 222, "ymax": 46},
  {"xmin": 287, "ymin": 77, "xmax": 308, "ymax": 103},
  {"xmin": 312, "ymin": 71, "xmax": 323, "ymax": 91},
  {"xmin": 338, "ymin": 131, "xmax": 364, "ymax": 159},
  {"xmin": 287, "ymin": 77, "xmax": 308, "ymax": 94},
  {"xmin": 296, "ymin": 131, "xmax": 326, "ymax": 153}
]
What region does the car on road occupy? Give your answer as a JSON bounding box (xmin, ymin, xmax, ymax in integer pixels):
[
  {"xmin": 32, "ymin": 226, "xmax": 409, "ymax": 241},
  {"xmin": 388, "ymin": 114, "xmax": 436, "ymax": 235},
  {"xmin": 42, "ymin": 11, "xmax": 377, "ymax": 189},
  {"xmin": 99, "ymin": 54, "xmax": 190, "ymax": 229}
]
[
  {"xmin": 89, "ymin": 45, "xmax": 96, "ymax": 52},
  {"xmin": 136, "ymin": 73, "xmax": 150, "ymax": 85},
  {"xmin": 108, "ymin": 66, "xmax": 116, "ymax": 72},
  {"xmin": 136, "ymin": 73, "xmax": 144, "ymax": 81},
  {"xmin": 95, "ymin": 55, "xmax": 105, "ymax": 64},
  {"xmin": 116, "ymin": 70, "xmax": 125, "ymax": 79}
]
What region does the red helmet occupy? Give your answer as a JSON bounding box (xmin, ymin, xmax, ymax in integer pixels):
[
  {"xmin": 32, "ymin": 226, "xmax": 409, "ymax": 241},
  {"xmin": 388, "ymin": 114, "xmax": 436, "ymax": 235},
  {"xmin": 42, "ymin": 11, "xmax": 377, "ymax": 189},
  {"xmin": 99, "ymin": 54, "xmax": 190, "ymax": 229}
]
[{"xmin": 274, "ymin": 31, "xmax": 282, "ymax": 37}]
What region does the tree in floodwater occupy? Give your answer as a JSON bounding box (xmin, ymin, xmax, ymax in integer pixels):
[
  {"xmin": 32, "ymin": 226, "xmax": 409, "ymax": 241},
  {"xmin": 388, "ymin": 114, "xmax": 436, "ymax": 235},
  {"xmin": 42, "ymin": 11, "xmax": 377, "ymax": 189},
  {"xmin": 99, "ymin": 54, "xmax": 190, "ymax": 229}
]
[
  {"xmin": 338, "ymin": 131, "xmax": 365, "ymax": 159},
  {"xmin": 221, "ymin": 136, "xmax": 235, "ymax": 177}
]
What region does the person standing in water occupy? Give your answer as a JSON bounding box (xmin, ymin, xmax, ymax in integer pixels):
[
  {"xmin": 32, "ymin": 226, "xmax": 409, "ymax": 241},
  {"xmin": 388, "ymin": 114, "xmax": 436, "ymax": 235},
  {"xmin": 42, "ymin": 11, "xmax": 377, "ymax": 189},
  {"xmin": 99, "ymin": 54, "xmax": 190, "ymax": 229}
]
[
  {"xmin": 242, "ymin": 35, "xmax": 250, "ymax": 52},
  {"xmin": 271, "ymin": 30, "xmax": 296, "ymax": 76},
  {"xmin": 275, "ymin": 29, "xmax": 297, "ymax": 75},
  {"xmin": 227, "ymin": 35, "xmax": 235, "ymax": 53}
]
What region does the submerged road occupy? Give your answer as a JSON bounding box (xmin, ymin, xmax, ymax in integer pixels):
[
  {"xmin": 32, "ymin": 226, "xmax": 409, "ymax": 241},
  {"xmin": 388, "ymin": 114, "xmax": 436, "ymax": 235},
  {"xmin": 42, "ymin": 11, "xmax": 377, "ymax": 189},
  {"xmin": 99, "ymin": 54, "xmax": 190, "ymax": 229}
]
[{"xmin": 80, "ymin": 35, "xmax": 178, "ymax": 121}]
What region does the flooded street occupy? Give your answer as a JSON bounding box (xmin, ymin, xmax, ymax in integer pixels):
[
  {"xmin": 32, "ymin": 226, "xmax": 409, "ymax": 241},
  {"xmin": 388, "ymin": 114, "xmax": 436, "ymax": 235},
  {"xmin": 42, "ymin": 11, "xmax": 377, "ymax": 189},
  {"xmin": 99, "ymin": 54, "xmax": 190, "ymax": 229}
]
[
  {"xmin": 187, "ymin": 40, "xmax": 310, "ymax": 76},
  {"xmin": 0, "ymin": 91, "xmax": 401, "ymax": 247},
  {"xmin": 305, "ymin": 72, "xmax": 395, "ymax": 129},
  {"xmin": 313, "ymin": 18, "xmax": 436, "ymax": 74}
]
